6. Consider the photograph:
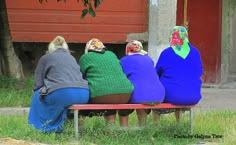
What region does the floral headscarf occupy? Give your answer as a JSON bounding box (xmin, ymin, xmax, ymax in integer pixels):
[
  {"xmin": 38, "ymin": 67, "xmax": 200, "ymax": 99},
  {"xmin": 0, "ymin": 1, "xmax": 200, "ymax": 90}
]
[
  {"xmin": 169, "ymin": 26, "xmax": 190, "ymax": 59},
  {"xmin": 85, "ymin": 38, "xmax": 106, "ymax": 54},
  {"xmin": 125, "ymin": 40, "xmax": 147, "ymax": 55}
]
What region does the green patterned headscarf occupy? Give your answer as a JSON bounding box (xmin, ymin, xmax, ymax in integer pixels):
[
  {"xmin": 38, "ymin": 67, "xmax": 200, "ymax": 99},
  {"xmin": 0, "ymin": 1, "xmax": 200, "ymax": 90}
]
[{"xmin": 169, "ymin": 26, "xmax": 190, "ymax": 59}]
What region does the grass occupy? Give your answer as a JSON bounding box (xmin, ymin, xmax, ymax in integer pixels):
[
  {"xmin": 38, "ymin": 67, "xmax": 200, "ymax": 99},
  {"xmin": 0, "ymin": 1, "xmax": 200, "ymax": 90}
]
[
  {"xmin": 0, "ymin": 111, "xmax": 235, "ymax": 145},
  {"xmin": 0, "ymin": 75, "xmax": 34, "ymax": 107},
  {"xmin": 0, "ymin": 75, "xmax": 236, "ymax": 144}
]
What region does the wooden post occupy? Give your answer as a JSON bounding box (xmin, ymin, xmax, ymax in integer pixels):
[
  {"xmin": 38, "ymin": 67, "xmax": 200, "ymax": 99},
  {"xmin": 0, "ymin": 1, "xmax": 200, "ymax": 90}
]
[{"xmin": 184, "ymin": 0, "xmax": 188, "ymax": 29}]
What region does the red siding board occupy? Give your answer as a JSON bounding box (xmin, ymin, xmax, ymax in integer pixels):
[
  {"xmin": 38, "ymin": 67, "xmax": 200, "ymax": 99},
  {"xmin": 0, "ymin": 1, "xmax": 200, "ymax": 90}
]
[
  {"xmin": 11, "ymin": 32, "xmax": 128, "ymax": 43},
  {"xmin": 10, "ymin": 23, "xmax": 146, "ymax": 33},
  {"xmin": 6, "ymin": 0, "xmax": 147, "ymax": 12},
  {"xmin": 8, "ymin": 13, "xmax": 147, "ymax": 25},
  {"xmin": 6, "ymin": 0, "xmax": 148, "ymax": 43}
]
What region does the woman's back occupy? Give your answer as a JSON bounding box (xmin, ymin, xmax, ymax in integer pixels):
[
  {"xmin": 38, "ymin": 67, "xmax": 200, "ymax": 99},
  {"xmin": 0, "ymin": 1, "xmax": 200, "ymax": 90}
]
[
  {"xmin": 121, "ymin": 54, "xmax": 165, "ymax": 103},
  {"xmin": 79, "ymin": 50, "xmax": 133, "ymax": 98},
  {"xmin": 155, "ymin": 26, "xmax": 203, "ymax": 105},
  {"xmin": 156, "ymin": 45, "xmax": 203, "ymax": 105}
]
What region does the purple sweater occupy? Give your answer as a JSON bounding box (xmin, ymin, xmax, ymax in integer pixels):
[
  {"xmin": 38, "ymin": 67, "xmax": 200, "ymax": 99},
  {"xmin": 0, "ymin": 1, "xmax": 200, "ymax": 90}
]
[{"xmin": 120, "ymin": 54, "xmax": 165, "ymax": 103}]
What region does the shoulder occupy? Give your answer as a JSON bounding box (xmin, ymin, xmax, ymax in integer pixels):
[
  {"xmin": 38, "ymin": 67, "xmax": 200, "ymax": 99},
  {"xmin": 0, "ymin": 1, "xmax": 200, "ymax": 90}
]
[
  {"xmin": 80, "ymin": 52, "xmax": 96, "ymax": 60},
  {"xmin": 121, "ymin": 54, "xmax": 146, "ymax": 61},
  {"xmin": 159, "ymin": 47, "xmax": 173, "ymax": 57},
  {"xmin": 120, "ymin": 55, "xmax": 128, "ymax": 62},
  {"xmin": 189, "ymin": 43, "xmax": 199, "ymax": 51},
  {"xmin": 80, "ymin": 53, "xmax": 88, "ymax": 59},
  {"xmin": 120, "ymin": 55, "xmax": 133, "ymax": 61},
  {"xmin": 162, "ymin": 47, "xmax": 173, "ymax": 53},
  {"xmin": 189, "ymin": 43, "xmax": 201, "ymax": 56},
  {"xmin": 105, "ymin": 50, "xmax": 116, "ymax": 56},
  {"xmin": 143, "ymin": 54, "xmax": 152, "ymax": 59},
  {"xmin": 120, "ymin": 55, "xmax": 135, "ymax": 65},
  {"xmin": 103, "ymin": 51, "xmax": 119, "ymax": 60},
  {"xmin": 38, "ymin": 53, "xmax": 50, "ymax": 63},
  {"xmin": 79, "ymin": 53, "xmax": 90, "ymax": 64}
]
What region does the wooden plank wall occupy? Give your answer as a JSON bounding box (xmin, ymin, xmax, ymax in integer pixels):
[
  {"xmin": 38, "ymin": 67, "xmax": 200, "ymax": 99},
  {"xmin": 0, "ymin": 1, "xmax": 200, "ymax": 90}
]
[{"xmin": 6, "ymin": 0, "xmax": 148, "ymax": 43}]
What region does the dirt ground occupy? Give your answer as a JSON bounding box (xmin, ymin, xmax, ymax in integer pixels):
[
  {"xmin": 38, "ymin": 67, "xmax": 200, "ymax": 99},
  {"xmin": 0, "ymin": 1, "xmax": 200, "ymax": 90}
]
[{"xmin": 0, "ymin": 138, "xmax": 49, "ymax": 145}]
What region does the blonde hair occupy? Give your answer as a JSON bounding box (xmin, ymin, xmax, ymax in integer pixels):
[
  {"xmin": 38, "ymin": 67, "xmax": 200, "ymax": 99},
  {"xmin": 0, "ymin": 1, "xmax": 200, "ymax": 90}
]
[{"xmin": 48, "ymin": 36, "xmax": 69, "ymax": 53}]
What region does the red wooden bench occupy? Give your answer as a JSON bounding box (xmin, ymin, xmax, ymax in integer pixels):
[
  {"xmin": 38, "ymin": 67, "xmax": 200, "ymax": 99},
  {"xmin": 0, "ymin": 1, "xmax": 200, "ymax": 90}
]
[{"xmin": 69, "ymin": 103, "xmax": 195, "ymax": 139}]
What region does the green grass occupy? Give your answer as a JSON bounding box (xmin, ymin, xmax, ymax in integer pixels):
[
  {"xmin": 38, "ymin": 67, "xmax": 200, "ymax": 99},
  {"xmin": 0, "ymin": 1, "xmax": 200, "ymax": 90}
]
[
  {"xmin": 0, "ymin": 75, "xmax": 235, "ymax": 144},
  {"xmin": 0, "ymin": 75, "xmax": 34, "ymax": 107},
  {"xmin": 0, "ymin": 111, "xmax": 235, "ymax": 145}
]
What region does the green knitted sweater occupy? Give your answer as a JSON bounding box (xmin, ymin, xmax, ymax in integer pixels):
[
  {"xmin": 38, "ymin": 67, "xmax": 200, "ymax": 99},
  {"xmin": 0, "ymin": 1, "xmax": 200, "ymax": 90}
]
[{"xmin": 79, "ymin": 51, "xmax": 134, "ymax": 98}]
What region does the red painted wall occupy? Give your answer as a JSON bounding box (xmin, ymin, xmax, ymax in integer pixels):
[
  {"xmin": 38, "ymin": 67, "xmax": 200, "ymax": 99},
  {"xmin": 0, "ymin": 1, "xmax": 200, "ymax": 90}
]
[
  {"xmin": 177, "ymin": 0, "xmax": 222, "ymax": 83},
  {"xmin": 6, "ymin": 0, "xmax": 148, "ymax": 43}
]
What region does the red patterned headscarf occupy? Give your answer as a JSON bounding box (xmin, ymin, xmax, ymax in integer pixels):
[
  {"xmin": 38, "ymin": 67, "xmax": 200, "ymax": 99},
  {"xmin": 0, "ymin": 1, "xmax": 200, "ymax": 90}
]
[
  {"xmin": 85, "ymin": 38, "xmax": 106, "ymax": 54},
  {"xmin": 169, "ymin": 26, "xmax": 190, "ymax": 59},
  {"xmin": 125, "ymin": 40, "xmax": 147, "ymax": 55}
]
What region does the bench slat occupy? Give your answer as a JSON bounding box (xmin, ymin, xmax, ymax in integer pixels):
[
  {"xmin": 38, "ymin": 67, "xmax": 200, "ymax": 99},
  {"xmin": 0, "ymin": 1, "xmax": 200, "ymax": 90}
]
[
  {"xmin": 70, "ymin": 103, "xmax": 195, "ymax": 110},
  {"xmin": 70, "ymin": 103, "xmax": 195, "ymax": 139}
]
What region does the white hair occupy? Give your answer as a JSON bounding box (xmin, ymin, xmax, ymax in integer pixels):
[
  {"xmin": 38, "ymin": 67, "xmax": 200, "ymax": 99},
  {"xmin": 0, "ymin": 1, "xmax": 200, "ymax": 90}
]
[{"xmin": 48, "ymin": 36, "xmax": 69, "ymax": 53}]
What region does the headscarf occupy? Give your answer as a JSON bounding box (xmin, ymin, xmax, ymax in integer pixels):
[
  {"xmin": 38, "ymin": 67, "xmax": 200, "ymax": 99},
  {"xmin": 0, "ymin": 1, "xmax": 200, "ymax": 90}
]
[
  {"xmin": 169, "ymin": 26, "xmax": 190, "ymax": 59},
  {"xmin": 85, "ymin": 38, "xmax": 106, "ymax": 54},
  {"xmin": 125, "ymin": 40, "xmax": 147, "ymax": 55}
]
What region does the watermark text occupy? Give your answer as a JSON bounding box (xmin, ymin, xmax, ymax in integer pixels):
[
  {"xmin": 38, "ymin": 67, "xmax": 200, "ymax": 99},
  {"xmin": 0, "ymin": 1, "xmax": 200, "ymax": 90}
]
[{"xmin": 174, "ymin": 134, "xmax": 223, "ymax": 139}]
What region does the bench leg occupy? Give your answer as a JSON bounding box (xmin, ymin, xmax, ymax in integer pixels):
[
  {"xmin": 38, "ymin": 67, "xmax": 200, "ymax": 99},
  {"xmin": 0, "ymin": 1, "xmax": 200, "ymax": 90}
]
[
  {"xmin": 175, "ymin": 110, "xmax": 182, "ymax": 125},
  {"xmin": 190, "ymin": 108, "xmax": 194, "ymax": 133},
  {"xmin": 74, "ymin": 110, "xmax": 79, "ymax": 139}
]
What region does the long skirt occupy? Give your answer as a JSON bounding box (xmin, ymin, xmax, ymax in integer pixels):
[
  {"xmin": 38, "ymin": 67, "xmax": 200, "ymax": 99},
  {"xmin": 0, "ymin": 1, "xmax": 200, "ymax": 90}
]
[{"xmin": 28, "ymin": 88, "xmax": 89, "ymax": 133}]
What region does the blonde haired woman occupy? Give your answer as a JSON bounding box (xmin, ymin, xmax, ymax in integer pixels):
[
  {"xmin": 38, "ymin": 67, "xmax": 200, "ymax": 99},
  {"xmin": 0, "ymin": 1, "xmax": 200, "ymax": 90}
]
[{"xmin": 28, "ymin": 36, "xmax": 89, "ymax": 132}]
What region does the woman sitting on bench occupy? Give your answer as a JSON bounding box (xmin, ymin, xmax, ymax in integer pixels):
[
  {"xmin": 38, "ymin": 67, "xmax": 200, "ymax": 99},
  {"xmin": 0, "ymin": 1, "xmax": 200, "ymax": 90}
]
[
  {"xmin": 152, "ymin": 26, "xmax": 203, "ymax": 125},
  {"xmin": 28, "ymin": 36, "xmax": 89, "ymax": 133},
  {"xmin": 79, "ymin": 38, "xmax": 134, "ymax": 127},
  {"xmin": 120, "ymin": 40, "xmax": 165, "ymax": 126}
]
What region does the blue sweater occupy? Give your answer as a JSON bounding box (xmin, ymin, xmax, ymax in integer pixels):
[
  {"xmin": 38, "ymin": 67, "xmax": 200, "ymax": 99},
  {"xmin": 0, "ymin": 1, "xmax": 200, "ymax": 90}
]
[
  {"xmin": 121, "ymin": 54, "xmax": 165, "ymax": 103},
  {"xmin": 155, "ymin": 44, "xmax": 203, "ymax": 105}
]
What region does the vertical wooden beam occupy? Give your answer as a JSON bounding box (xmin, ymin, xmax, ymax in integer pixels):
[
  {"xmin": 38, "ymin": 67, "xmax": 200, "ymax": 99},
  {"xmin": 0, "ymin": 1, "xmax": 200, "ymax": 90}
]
[{"xmin": 183, "ymin": 0, "xmax": 188, "ymax": 29}]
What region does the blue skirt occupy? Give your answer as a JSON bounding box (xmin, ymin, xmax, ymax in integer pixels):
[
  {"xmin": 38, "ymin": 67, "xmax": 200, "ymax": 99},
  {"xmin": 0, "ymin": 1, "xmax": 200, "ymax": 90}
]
[{"xmin": 28, "ymin": 88, "xmax": 89, "ymax": 133}]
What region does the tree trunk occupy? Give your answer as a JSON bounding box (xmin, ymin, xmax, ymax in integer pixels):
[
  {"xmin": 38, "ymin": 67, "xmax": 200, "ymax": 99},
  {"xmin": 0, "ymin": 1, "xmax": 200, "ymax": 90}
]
[{"xmin": 0, "ymin": 0, "xmax": 24, "ymax": 79}]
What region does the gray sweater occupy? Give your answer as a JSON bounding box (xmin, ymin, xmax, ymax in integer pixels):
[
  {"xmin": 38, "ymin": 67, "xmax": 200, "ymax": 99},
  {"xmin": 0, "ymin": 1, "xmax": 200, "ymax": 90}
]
[{"xmin": 34, "ymin": 48, "xmax": 88, "ymax": 95}]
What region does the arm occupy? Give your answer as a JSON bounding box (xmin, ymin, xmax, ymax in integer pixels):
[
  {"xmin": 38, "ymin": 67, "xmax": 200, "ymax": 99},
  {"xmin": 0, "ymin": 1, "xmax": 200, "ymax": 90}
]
[
  {"xmin": 155, "ymin": 53, "xmax": 164, "ymax": 77},
  {"xmin": 79, "ymin": 55, "xmax": 89, "ymax": 79},
  {"xmin": 120, "ymin": 57, "xmax": 132, "ymax": 77},
  {"xmin": 33, "ymin": 56, "xmax": 46, "ymax": 91},
  {"xmin": 198, "ymin": 51, "xmax": 204, "ymax": 77}
]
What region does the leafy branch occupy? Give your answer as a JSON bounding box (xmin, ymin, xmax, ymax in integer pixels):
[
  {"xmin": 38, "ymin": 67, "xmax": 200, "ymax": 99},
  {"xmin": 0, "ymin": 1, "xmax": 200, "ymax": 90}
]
[{"xmin": 38, "ymin": 0, "xmax": 102, "ymax": 18}]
